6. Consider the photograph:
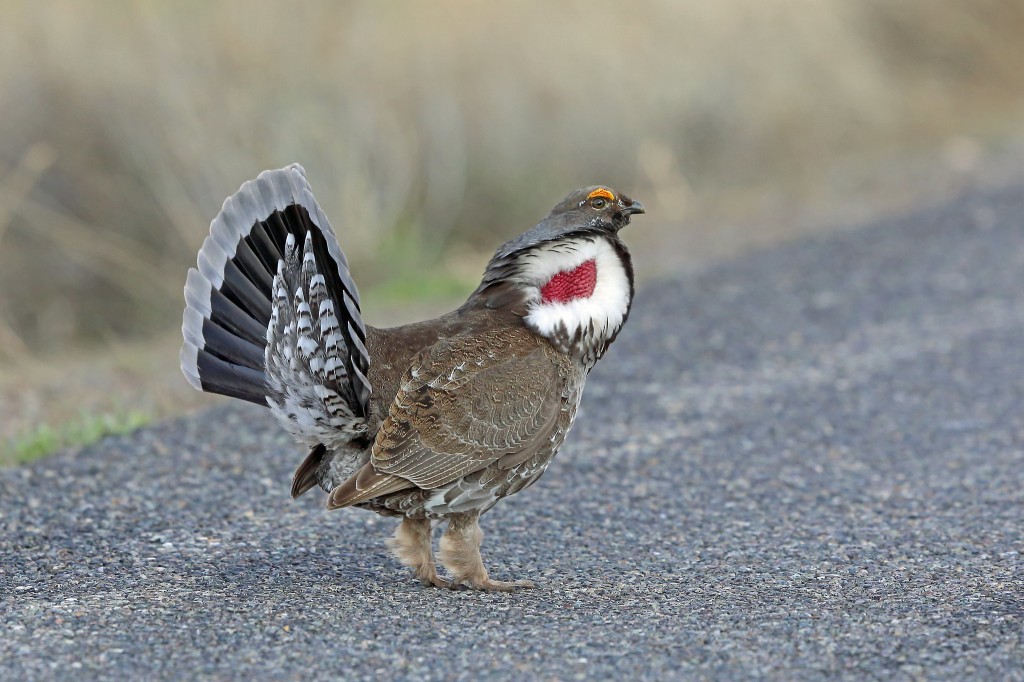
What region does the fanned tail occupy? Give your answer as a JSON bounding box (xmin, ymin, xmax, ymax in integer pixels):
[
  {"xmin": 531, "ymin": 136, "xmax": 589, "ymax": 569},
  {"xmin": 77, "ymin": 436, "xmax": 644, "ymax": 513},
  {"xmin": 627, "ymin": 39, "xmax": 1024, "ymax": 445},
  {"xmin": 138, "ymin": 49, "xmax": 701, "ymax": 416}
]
[{"xmin": 181, "ymin": 164, "xmax": 372, "ymax": 467}]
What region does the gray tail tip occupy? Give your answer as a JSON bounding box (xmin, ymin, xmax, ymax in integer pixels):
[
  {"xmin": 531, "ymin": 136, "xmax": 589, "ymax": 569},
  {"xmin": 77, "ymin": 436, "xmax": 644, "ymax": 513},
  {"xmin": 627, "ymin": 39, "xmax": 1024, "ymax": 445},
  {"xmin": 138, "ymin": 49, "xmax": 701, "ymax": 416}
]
[
  {"xmin": 255, "ymin": 162, "xmax": 308, "ymax": 188},
  {"xmin": 180, "ymin": 342, "xmax": 202, "ymax": 391}
]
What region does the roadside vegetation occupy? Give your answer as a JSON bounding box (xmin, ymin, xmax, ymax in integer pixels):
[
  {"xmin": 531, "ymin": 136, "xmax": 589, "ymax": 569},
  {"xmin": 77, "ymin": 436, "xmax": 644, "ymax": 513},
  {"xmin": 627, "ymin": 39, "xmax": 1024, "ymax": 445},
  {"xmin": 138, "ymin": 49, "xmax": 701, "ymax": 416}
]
[{"xmin": 3, "ymin": 410, "xmax": 150, "ymax": 467}]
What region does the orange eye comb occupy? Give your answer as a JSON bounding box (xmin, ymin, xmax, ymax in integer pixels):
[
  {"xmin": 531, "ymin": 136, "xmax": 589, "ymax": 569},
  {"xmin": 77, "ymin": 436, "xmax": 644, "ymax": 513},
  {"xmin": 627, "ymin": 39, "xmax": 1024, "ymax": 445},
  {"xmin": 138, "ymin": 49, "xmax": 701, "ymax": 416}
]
[{"xmin": 586, "ymin": 188, "xmax": 616, "ymax": 202}]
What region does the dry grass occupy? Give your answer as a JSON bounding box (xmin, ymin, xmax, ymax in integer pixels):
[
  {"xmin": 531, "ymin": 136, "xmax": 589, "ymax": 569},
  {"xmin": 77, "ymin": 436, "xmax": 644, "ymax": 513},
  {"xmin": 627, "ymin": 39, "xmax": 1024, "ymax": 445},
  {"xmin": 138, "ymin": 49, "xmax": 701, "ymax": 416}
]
[{"xmin": 0, "ymin": 0, "xmax": 1023, "ymax": 455}]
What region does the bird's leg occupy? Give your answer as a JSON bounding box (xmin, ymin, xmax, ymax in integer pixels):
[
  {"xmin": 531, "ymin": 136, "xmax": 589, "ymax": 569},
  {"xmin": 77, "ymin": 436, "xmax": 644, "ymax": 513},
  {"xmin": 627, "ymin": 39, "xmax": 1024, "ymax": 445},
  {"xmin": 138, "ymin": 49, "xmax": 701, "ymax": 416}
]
[
  {"xmin": 438, "ymin": 512, "xmax": 535, "ymax": 592},
  {"xmin": 387, "ymin": 517, "xmax": 448, "ymax": 588}
]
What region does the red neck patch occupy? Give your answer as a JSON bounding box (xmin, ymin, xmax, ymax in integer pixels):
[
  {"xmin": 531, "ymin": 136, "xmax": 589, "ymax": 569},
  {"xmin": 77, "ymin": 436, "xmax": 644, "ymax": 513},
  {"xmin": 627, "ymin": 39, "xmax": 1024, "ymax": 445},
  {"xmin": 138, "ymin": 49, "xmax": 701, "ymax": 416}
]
[{"xmin": 541, "ymin": 258, "xmax": 598, "ymax": 303}]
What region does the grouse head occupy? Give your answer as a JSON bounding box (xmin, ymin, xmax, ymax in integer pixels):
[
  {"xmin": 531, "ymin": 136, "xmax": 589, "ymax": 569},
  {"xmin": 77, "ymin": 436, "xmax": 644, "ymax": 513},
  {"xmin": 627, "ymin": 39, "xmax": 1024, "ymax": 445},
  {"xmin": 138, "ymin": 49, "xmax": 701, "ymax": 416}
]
[{"xmin": 468, "ymin": 186, "xmax": 645, "ymax": 364}]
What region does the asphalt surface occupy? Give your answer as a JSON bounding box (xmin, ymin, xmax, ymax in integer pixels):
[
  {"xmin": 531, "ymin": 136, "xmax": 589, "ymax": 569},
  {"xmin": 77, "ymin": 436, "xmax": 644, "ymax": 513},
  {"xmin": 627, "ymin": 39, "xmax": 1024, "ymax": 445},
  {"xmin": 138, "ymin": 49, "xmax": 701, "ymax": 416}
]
[{"xmin": 3, "ymin": 183, "xmax": 1024, "ymax": 680}]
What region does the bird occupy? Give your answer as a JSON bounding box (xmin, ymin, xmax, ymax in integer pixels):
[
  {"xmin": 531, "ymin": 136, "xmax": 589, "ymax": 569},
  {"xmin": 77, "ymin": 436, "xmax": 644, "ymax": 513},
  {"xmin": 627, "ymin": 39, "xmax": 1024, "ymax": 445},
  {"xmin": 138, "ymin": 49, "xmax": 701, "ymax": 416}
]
[{"xmin": 181, "ymin": 164, "xmax": 643, "ymax": 591}]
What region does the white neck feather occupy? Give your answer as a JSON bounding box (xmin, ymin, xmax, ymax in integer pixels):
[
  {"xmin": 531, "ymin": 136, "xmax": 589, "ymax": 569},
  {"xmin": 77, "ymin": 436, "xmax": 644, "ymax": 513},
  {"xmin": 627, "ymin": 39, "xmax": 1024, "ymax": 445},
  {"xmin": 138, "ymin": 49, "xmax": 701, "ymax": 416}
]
[{"xmin": 519, "ymin": 237, "xmax": 631, "ymax": 361}]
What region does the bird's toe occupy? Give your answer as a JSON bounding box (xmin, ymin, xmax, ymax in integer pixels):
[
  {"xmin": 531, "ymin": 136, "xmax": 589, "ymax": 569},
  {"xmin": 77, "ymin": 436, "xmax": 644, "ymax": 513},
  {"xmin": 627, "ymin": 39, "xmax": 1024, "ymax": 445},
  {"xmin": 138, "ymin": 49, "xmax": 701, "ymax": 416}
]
[{"xmin": 469, "ymin": 578, "xmax": 536, "ymax": 592}]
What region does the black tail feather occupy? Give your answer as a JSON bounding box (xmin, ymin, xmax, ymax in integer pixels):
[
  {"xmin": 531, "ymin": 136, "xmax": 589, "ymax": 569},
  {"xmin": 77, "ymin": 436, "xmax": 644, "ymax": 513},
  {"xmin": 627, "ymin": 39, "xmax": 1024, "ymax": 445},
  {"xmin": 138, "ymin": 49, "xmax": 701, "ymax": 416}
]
[
  {"xmin": 208, "ymin": 285, "xmax": 268, "ymax": 347},
  {"xmin": 291, "ymin": 444, "xmax": 326, "ymax": 498},
  {"xmin": 246, "ymin": 223, "xmax": 285, "ymax": 273},
  {"xmin": 230, "ymin": 236, "xmax": 275, "ymax": 298},
  {"xmin": 201, "ymin": 319, "xmax": 264, "ymax": 371},
  {"xmin": 189, "ymin": 346, "xmax": 268, "ymax": 406},
  {"xmin": 220, "ymin": 260, "xmax": 272, "ymax": 326}
]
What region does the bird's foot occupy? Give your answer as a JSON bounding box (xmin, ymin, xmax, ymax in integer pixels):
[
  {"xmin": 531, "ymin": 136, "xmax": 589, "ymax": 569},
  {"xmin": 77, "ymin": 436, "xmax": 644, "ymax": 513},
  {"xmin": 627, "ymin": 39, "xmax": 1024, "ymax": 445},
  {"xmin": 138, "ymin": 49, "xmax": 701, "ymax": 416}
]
[
  {"xmin": 413, "ymin": 566, "xmax": 451, "ymax": 589},
  {"xmin": 420, "ymin": 573, "xmax": 452, "ymax": 589}
]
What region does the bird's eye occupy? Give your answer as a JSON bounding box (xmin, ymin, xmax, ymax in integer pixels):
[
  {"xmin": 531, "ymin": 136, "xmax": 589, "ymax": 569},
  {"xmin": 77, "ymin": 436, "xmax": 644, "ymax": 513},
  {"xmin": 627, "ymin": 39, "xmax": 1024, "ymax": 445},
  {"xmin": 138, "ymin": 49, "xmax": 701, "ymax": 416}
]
[{"xmin": 589, "ymin": 197, "xmax": 607, "ymax": 209}]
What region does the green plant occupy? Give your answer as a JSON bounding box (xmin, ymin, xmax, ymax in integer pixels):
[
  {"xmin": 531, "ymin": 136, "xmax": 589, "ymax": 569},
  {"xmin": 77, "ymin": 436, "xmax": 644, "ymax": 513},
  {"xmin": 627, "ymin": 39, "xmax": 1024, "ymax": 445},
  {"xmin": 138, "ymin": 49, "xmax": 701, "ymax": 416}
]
[{"xmin": 1, "ymin": 410, "xmax": 151, "ymax": 466}]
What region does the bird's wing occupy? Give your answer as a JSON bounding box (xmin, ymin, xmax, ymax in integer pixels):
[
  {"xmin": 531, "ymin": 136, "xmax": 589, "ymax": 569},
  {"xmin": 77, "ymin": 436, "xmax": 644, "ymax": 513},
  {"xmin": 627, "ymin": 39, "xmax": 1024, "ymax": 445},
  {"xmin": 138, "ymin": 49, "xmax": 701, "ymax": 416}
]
[
  {"xmin": 181, "ymin": 165, "xmax": 372, "ymax": 461},
  {"xmin": 326, "ymin": 330, "xmax": 563, "ymax": 508}
]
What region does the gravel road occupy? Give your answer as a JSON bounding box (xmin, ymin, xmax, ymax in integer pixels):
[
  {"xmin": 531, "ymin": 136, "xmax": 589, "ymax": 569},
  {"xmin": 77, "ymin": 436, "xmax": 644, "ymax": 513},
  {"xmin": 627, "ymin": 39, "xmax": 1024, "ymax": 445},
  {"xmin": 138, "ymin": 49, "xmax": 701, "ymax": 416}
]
[{"xmin": 3, "ymin": 183, "xmax": 1023, "ymax": 680}]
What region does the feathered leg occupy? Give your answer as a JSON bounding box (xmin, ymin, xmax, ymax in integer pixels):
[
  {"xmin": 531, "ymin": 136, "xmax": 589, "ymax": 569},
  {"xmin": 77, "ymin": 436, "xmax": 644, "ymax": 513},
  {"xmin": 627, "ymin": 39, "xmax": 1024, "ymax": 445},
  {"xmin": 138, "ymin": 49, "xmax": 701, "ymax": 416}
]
[
  {"xmin": 438, "ymin": 513, "xmax": 535, "ymax": 592},
  {"xmin": 387, "ymin": 517, "xmax": 448, "ymax": 588}
]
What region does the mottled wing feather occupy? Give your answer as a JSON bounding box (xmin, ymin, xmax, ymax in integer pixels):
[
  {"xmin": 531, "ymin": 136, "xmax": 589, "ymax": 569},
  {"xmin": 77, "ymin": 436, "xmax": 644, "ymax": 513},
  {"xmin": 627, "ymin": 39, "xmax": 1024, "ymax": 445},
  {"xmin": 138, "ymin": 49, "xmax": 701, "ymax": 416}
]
[
  {"xmin": 325, "ymin": 457, "xmax": 415, "ymax": 509},
  {"xmin": 370, "ymin": 331, "xmax": 562, "ymax": 490}
]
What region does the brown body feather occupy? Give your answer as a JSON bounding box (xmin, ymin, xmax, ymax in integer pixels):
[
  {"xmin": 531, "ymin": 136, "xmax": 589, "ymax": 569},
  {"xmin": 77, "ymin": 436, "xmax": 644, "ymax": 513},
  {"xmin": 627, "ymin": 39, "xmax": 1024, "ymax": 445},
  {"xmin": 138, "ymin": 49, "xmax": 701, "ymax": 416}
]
[{"xmin": 328, "ymin": 325, "xmax": 575, "ymax": 511}]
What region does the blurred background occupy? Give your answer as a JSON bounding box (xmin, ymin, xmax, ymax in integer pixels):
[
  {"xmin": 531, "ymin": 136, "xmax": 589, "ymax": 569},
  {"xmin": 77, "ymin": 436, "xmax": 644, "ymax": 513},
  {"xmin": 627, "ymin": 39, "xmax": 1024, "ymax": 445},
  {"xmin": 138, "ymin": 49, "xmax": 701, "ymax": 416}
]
[{"xmin": 2, "ymin": 0, "xmax": 1023, "ymax": 461}]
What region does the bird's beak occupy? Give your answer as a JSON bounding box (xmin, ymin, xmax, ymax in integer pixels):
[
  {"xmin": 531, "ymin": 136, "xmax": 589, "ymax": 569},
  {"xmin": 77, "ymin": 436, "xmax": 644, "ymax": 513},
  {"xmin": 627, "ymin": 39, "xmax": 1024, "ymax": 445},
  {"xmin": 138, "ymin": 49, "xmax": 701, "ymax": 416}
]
[{"xmin": 619, "ymin": 197, "xmax": 645, "ymax": 216}]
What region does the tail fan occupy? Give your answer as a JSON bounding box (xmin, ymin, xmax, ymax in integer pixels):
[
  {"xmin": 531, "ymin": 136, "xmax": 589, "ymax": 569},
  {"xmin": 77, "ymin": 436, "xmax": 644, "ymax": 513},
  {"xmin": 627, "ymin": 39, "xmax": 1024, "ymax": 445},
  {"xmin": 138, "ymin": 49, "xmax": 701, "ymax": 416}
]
[{"xmin": 181, "ymin": 164, "xmax": 372, "ymax": 449}]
